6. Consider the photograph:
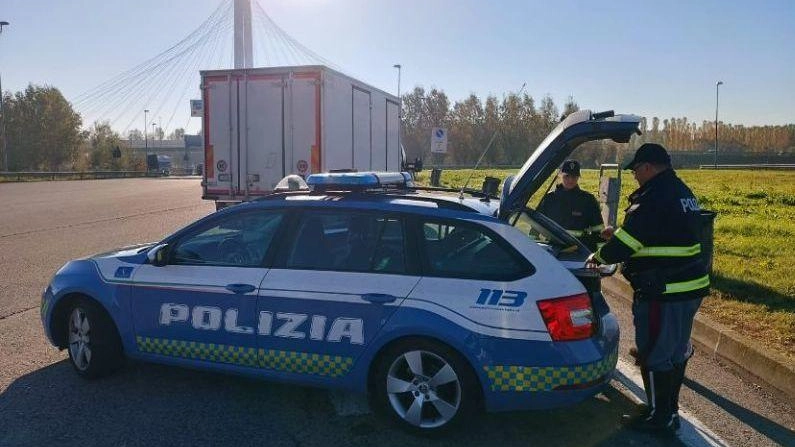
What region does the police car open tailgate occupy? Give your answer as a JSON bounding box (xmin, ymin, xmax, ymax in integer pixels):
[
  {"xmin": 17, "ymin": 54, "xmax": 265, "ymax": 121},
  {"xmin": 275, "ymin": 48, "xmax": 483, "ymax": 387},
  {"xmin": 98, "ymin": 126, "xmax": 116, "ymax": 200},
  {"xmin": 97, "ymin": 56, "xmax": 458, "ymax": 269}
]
[{"xmin": 498, "ymin": 110, "xmax": 641, "ymax": 220}]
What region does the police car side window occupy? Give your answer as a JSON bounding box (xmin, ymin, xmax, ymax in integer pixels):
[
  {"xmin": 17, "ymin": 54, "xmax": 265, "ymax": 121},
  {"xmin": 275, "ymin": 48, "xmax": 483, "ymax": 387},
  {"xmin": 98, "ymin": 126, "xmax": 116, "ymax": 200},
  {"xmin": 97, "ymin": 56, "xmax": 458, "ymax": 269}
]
[
  {"xmin": 171, "ymin": 210, "xmax": 284, "ymax": 267},
  {"xmin": 420, "ymin": 220, "xmax": 531, "ymax": 281},
  {"xmin": 285, "ymin": 211, "xmax": 406, "ymax": 274}
]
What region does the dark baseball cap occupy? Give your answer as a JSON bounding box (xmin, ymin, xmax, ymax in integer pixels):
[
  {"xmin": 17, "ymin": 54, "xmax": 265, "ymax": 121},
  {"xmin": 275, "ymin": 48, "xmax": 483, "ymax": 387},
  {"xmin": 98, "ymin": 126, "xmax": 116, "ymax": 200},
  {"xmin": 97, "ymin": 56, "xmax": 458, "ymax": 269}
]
[
  {"xmin": 622, "ymin": 143, "xmax": 672, "ymax": 170},
  {"xmin": 560, "ymin": 159, "xmax": 581, "ymax": 176}
]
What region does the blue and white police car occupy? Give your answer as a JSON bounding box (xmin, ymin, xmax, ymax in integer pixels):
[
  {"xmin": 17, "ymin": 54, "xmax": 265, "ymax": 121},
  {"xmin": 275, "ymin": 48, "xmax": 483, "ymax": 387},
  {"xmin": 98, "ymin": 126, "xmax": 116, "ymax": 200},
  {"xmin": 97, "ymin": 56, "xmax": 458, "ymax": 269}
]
[{"xmin": 41, "ymin": 110, "xmax": 640, "ymax": 434}]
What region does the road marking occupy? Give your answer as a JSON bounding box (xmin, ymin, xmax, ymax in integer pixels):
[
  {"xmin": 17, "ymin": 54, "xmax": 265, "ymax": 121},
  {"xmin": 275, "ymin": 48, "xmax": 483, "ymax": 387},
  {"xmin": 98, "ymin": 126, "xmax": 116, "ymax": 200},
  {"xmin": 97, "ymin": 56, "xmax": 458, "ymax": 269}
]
[
  {"xmin": 0, "ymin": 305, "xmax": 38, "ymax": 321},
  {"xmin": 614, "ymin": 357, "xmax": 730, "ymax": 447},
  {"xmin": 329, "ymin": 359, "xmax": 728, "ymax": 447}
]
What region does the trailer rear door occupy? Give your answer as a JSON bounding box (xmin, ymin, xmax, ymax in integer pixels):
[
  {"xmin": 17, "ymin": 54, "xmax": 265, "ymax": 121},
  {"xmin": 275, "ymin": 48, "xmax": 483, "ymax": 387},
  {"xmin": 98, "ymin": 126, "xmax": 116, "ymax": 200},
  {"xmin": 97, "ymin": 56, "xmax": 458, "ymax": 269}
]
[
  {"xmin": 243, "ymin": 74, "xmax": 285, "ymax": 193},
  {"xmin": 203, "ymin": 75, "xmax": 237, "ymax": 197},
  {"xmin": 386, "ymin": 99, "xmax": 400, "ymax": 171},
  {"xmin": 289, "ymin": 73, "xmax": 321, "ymax": 176},
  {"xmin": 352, "ymin": 87, "xmax": 372, "ymax": 171}
]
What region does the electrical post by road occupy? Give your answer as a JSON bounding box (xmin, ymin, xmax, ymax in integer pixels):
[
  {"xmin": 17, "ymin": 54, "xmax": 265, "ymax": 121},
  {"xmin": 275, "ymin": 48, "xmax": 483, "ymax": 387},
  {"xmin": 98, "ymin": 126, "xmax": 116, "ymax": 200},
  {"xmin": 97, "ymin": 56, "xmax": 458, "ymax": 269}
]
[
  {"xmin": 1, "ymin": 21, "xmax": 10, "ymax": 171},
  {"xmin": 714, "ymin": 81, "xmax": 723, "ymax": 169},
  {"xmin": 144, "ymin": 109, "xmax": 149, "ymax": 152}
]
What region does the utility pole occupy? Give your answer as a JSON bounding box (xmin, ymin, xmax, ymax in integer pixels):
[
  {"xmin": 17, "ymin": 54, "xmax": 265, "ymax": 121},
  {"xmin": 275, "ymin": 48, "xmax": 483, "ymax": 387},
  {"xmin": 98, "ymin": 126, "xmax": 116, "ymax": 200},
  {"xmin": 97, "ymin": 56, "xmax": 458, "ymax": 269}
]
[
  {"xmin": 1, "ymin": 21, "xmax": 10, "ymax": 171},
  {"xmin": 144, "ymin": 109, "xmax": 149, "ymax": 152},
  {"xmin": 714, "ymin": 81, "xmax": 723, "ymax": 169},
  {"xmin": 0, "ymin": 71, "xmax": 5, "ymax": 171}
]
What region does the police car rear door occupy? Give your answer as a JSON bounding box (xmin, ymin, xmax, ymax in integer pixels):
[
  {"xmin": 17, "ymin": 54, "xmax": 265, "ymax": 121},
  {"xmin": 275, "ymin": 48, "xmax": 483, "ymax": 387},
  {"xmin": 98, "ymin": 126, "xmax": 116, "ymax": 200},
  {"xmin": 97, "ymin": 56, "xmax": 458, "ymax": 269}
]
[
  {"xmin": 257, "ymin": 208, "xmax": 419, "ymax": 382},
  {"xmin": 130, "ymin": 209, "xmax": 286, "ymax": 370},
  {"xmin": 498, "ymin": 110, "xmax": 641, "ymax": 220}
]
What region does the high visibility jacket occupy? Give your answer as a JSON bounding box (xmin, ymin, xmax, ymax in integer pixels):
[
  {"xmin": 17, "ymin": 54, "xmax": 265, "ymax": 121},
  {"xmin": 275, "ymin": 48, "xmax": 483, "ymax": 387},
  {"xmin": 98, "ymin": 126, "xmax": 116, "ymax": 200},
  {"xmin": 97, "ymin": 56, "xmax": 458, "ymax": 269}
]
[
  {"xmin": 537, "ymin": 185, "xmax": 604, "ymax": 251},
  {"xmin": 594, "ymin": 169, "xmax": 709, "ymax": 300}
]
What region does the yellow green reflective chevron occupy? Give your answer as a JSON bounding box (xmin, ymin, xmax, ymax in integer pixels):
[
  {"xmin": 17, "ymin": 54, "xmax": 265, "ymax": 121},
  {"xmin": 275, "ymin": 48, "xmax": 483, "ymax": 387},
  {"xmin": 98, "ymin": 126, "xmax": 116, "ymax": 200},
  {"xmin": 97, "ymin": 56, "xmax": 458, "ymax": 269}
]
[
  {"xmin": 483, "ymin": 348, "xmax": 618, "ymax": 392},
  {"xmin": 136, "ymin": 336, "xmax": 354, "ymax": 378},
  {"xmin": 613, "ymin": 228, "xmax": 644, "ymax": 252},
  {"xmin": 664, "ymin": 275, "xmax": 710, "ymax": 294},
  {"xmin": 632, "ymin": 243, "xmax": 701, "ymax": 258}
]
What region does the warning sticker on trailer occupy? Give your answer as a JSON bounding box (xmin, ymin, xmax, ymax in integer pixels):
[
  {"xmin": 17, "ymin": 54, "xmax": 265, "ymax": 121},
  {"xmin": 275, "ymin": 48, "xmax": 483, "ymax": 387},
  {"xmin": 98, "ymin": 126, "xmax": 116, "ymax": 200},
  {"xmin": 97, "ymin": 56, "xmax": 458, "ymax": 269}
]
[
  {"xmin": 297, "ymin": 160, "xmax": 309, "ymax": 174},
  {"xmin": 217, "ymin": 160, "xmax": 228, "ymax": 173}
]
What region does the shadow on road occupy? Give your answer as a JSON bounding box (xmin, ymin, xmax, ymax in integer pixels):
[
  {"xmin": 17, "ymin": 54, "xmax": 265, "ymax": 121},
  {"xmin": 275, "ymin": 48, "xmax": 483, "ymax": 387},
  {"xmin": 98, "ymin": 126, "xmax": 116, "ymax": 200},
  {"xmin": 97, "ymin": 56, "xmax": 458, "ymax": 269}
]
[
  {"xmin": 684, "ymin": 378, "xmax": 795, "ymax": 446},
  {"xmin": 0, "ymin": 360, "xmax": 684, "ymax": 447}
]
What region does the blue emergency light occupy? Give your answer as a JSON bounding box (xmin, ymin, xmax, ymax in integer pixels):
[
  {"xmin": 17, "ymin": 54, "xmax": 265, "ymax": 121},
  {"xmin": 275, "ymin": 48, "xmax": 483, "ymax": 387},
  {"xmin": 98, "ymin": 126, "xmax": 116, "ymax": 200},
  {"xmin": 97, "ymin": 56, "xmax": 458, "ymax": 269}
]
[{"xmin": 305, "ymin": 172, "xmax": 413, "ymax": 190}]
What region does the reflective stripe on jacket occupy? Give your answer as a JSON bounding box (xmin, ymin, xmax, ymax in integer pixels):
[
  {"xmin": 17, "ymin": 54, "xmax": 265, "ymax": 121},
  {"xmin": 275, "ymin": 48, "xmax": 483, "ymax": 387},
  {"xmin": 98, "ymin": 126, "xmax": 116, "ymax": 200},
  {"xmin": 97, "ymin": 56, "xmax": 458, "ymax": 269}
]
[{"xmin": 594, "ymin": 169, "xmax": 709, "ymax": 300}]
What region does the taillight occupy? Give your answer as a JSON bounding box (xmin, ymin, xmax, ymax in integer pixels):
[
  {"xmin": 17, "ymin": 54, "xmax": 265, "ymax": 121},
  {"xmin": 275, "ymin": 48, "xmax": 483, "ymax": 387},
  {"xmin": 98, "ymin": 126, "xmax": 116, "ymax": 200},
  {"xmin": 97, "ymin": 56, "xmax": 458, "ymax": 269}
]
[{"xmin": 537, "ymin": 293, "xmax": 594, "ymax": 341}]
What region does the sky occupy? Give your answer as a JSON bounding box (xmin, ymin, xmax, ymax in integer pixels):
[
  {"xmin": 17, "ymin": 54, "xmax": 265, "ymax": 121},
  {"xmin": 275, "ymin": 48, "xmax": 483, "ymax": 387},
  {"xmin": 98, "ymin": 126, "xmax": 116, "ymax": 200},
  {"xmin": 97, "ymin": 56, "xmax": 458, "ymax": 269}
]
[{"xmin": 1, "ymin": 0, "xmax": 793, "ymax": 135}]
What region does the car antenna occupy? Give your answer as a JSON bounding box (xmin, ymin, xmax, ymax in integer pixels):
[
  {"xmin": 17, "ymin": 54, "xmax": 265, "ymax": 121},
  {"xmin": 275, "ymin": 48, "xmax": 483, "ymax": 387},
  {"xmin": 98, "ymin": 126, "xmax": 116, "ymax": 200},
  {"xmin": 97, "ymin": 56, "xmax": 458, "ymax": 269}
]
[{"xmin": 459, "ymin": 82, "xmax": 527, "ymax": 201}]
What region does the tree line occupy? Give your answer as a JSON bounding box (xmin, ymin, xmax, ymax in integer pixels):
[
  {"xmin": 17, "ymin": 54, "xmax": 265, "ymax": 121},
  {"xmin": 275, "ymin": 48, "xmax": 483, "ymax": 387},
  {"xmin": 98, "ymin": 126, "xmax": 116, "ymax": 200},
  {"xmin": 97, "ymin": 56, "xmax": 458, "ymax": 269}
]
[
  {"xmin": 1, "ymin": 83, "xmax": 793, "ymax": 171},
  {"xmin": 1, "ymin": 84, "xmax": 184, "ymax": 171},
  {"xmin": 401, "ymin": 86, "xmax": 795, "ymax": 167}
]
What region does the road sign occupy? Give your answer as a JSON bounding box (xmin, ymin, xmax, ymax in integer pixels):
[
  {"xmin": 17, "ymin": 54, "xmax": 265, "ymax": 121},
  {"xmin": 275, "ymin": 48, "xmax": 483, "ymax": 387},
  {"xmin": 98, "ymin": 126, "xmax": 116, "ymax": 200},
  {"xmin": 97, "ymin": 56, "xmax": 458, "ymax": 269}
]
[
  {"xmin": 190, "ymin": 99, "xmax": 204, "ymax": 117},
  {"xmin": 431, "ymin": 127, "xmax": 448, "ymax": 154}
]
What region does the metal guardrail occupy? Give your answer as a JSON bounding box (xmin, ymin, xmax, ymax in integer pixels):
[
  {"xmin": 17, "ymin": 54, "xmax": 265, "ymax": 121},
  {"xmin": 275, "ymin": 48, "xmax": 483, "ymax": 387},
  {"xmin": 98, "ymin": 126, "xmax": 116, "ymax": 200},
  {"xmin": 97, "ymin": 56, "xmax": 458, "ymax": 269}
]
[
  {"xmin": 698, "ymin": 164, "xmax": 795, "ymax": 170},
  {"xmin": 0, "ymin": 170, "xmax": 155, "ymax": 181}
]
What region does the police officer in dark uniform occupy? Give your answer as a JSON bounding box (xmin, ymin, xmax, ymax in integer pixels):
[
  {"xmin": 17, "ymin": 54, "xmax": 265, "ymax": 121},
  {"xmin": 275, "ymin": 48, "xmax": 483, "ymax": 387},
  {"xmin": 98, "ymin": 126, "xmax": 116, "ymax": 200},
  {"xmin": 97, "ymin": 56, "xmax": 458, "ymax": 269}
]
[
  {"xmin": 537, "ymin": 159, "xmax": 605, "ymax": 251},
  {"xmin": 589, "ymin": 143, "xmax": 710, "ymax": 435}
]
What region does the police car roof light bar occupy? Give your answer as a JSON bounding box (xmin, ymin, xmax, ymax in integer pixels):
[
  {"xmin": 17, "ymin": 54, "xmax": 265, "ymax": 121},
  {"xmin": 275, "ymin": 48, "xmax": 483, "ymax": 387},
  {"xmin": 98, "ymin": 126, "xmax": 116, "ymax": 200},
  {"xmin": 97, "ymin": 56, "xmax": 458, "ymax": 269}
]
[{"xmin": 305, "ymin": 172, "xmax": 414, "ymax": 191}]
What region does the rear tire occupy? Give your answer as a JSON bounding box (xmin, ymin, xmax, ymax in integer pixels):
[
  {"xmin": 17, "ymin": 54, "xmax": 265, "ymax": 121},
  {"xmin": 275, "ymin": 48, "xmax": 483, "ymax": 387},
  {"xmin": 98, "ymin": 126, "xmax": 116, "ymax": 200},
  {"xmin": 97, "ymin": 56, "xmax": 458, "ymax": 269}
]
[
  {"xmin": 66, "ymin": 298, "xmax": 124, "ymax": 379},
  {"xmin": 371, "ymin": 338, "xmax": 481, "ymax": 435}
]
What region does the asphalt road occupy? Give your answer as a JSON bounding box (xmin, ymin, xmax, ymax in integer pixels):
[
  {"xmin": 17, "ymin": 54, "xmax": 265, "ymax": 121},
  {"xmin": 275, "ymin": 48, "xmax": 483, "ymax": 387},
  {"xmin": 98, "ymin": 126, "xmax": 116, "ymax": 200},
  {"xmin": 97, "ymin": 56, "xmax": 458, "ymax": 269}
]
[{"xmin": 0, "ymin": 178, "xmax": 792, "ymax": 447}]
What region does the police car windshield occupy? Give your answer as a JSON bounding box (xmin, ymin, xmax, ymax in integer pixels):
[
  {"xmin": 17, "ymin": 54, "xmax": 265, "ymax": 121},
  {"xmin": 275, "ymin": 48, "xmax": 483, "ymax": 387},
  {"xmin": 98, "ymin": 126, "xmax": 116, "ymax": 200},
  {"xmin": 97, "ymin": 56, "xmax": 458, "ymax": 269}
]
[{"xmin": 509, "ymin": 208, "xmax": 579, "ymax": 253}]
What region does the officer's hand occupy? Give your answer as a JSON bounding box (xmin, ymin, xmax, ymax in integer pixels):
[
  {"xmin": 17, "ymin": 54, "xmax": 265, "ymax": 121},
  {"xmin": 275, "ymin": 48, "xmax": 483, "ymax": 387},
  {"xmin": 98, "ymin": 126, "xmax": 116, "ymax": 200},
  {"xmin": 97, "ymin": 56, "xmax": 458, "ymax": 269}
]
[{"xmin": 600, "ymin": 226, "xmax": 615, "ymax": 240}]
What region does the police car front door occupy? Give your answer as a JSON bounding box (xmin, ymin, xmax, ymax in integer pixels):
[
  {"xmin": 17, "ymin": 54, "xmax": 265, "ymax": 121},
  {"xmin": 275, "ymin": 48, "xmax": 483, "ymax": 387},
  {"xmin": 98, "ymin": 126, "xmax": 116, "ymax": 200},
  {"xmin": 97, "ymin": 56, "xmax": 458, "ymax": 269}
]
[
  {"xmin": 257, "ymin": 210, "xmax": 419, "ymax": 381},
  {"xmin": 130, "ymin": 210, "xmax": 285, "ymax": 370}
]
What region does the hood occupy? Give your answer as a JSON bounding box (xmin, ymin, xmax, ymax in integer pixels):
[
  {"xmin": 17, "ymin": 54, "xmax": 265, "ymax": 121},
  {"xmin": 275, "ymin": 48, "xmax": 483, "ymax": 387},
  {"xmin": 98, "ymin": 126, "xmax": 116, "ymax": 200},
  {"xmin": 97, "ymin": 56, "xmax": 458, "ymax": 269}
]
[
  {"xmin": 89, "ymin": 242, "xmax": 156, "ymax": 261},
  {"xmin": 498, "ymin": 110, "xmax": 641, "ymax": 220}
]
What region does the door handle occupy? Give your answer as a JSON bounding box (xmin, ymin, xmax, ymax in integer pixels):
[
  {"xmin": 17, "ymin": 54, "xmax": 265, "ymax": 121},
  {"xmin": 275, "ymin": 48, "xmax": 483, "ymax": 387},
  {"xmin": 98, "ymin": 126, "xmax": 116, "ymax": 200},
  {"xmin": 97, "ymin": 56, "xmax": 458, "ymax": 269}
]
[
  {"xmin": 225, "ymin": 283, "xmax": 256, "ymax": 294},
  {"xmin": 361, "ymin": 293, "xmax": 398, "ymax": 304}
]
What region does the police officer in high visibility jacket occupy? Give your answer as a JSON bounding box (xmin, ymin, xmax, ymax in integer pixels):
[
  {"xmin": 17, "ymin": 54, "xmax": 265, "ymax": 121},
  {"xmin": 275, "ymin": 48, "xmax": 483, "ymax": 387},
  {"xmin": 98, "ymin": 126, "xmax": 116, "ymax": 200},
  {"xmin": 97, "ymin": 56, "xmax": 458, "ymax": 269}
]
[
  {"xmin": 589, "ymin": 143, "xmax": 709, "ymax": 435},
  {"xmin": 537, "ymin": 160, "xmax": 605, "ymax": 251}
]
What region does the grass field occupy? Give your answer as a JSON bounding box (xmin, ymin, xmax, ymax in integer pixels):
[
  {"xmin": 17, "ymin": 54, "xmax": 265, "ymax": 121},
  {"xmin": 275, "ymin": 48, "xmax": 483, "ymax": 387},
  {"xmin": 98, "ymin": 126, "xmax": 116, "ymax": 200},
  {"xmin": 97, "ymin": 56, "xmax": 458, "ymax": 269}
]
[{"xmin": 415, "ymin": 168, "xmax": 795, "ymax": 360}]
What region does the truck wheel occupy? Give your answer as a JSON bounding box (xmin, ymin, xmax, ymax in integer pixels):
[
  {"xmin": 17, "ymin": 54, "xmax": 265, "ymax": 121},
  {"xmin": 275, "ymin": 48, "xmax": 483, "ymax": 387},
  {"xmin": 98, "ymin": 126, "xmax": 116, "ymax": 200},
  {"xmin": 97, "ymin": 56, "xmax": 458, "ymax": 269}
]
[
  {"xmin": 66, "ymin": 298, "xmax": 124, "ymax": 379},
  {"xmin": 371, "ymin": 338, "xmax": 481, "ymax": 435}
]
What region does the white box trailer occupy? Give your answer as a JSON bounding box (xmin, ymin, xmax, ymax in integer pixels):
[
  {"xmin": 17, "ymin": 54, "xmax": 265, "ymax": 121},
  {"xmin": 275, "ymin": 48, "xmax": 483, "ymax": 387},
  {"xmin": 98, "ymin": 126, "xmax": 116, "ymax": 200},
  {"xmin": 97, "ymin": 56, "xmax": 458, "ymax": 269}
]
[{"xmin": 200, "ymin": 65, "xmax": 402, "ymax": 206}]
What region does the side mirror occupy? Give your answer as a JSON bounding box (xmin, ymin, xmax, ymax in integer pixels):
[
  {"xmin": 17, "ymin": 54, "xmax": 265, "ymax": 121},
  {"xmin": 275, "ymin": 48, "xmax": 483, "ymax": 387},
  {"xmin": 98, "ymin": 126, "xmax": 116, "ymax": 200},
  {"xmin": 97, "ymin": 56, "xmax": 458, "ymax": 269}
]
[{"xmin": 146, "ymin": 244, "xmax": 169, "ymax": 267}]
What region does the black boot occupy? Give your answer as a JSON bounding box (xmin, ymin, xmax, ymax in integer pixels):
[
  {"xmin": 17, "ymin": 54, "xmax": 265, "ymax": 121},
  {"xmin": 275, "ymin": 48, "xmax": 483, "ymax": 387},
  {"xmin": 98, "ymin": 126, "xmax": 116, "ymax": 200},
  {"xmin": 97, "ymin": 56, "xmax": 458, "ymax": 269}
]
[
  {"xmin": 630, "ymin": 369, "xmax": 677, "ymax": 435},
  {"xmin": 670, "ymin": 359, "xmax": 689, "ymax": 430},
  {"xmin": 621, "ymin": 366, "xmax": 651, "ymax": 424}
]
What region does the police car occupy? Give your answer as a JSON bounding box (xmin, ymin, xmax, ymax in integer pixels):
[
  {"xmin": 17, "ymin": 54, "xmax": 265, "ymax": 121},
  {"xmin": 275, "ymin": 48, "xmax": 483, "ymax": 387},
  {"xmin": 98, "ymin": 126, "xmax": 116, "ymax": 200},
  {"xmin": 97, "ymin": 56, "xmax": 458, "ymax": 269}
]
[{"xmin": 41, "ymin": 110, "xmax": 640, "ymax": 434}]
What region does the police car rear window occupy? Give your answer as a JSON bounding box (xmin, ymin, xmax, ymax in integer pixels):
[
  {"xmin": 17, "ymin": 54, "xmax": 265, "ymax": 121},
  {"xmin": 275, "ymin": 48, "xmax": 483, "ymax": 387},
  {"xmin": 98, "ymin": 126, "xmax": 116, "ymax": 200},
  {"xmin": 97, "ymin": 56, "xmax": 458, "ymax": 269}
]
[{"xmin": 420, "ymin": 220, "xmax": 534, "ymax": 281}]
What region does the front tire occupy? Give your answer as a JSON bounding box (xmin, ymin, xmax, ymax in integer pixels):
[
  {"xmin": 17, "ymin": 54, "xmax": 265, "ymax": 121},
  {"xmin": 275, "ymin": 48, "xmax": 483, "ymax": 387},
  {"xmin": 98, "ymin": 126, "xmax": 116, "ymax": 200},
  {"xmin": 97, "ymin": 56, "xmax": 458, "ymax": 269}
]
[
  {"xmin": 371, "ymin": 338, "xmax": 481, "ymax": 435},
  {"xmin": 66, "ymin": 298, "xmax": 124, "ymax": 379}
]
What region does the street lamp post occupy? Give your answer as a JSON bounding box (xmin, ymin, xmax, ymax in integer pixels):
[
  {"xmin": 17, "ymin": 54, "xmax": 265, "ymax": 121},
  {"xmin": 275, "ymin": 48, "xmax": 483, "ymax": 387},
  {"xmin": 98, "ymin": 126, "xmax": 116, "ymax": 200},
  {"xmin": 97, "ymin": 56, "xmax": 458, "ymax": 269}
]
[
  {"xmin": 1, "ymin": 21, "xmax": 10, "ymax": 171},
  {"xmin": 393, "ymin": 64, "xmax": 402, "ymax": 168},
  {"xmin": 144, "ymin": 109, "xmax": 149, "ymax": 152},
  {"xmin": 714, "ymin": 81, "xmax": 723, "ymax": 169}
]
